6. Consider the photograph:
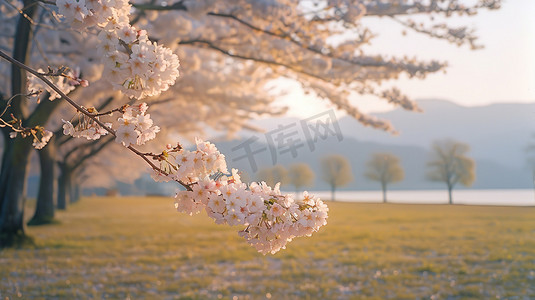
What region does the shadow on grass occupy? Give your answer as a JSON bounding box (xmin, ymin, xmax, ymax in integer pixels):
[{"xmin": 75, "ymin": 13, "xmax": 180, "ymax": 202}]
[
  {"xmin": 0, "ymin": 232, "xmax": 35, "ymax": 249},
  {"xmin": 27, "ymin": 217, "xmax": 61, "ymax": 226}
]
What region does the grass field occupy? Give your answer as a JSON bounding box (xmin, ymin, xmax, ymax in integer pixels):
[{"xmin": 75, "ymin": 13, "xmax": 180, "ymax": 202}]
[{"xmin": 1, "ymin": 197, "xmax": 535, "ymax": 299}]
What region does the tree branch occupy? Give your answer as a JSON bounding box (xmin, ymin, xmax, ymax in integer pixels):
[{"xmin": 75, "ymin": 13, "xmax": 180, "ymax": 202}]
[
  {"xmin": 63, "ymin": 138, "xmax": 102, "ymax": 162},
  {"xmin": 71, "ymin": 136, "xmax": 115, "ymax": 171},
  {"xmin": 179, "ymin": 39, "xmax": 334, "ymax": 82},
  {"xmin": 0, "ymin": 49, "xmax": 192, "ymax": 190}
]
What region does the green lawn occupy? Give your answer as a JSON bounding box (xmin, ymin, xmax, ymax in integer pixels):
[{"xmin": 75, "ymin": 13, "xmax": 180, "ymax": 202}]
[{"xmin": 1, "ymin": 197, "xmax": 535, "ymax": 299}]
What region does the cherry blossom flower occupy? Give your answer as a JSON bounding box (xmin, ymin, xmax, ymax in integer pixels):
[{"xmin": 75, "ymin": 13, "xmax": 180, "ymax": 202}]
[
  {"xmin": 32, "ymin": 130, "xmax": 53, "ymax": 150},
  {"xmin": 113, "ymin": 103, "xmax": 160, "ymax": 147},
  {"xmin": 115, "ymin": 123, "xmax": 137, "ymax": 146}
]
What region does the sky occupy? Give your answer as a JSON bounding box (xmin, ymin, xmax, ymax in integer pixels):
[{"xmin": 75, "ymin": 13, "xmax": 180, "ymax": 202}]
[{"xmin": 275, "ymin": 0, "xmax": 535, "ymax": 118}]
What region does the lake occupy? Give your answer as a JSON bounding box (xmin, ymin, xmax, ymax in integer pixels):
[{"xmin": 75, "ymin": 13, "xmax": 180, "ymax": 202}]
[{"xmin": 299, "ymin": 189, "xmax": 535, "ymax": 206}]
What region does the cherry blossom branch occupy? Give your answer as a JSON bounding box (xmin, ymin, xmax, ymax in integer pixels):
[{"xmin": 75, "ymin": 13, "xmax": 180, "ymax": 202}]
[
  {"xmin": 180, "ymin": 38, "xmax": 444, "ymax": 84},
  {"xmin": 0, "ymin": 49, "xmax": 192, "ymax": 190},
  {"xmin": 179, "ymin": 39, "xmax": 328, "ymax": 82},
  {"xmin": 0, "ymin": 113, "xmax": 23, "ymax": 132},
  {"xmin": 56, "ymin": 96, "xmax": 116, "ymax": 145},
  {"xmin": 206, "ymin": 12, "xmax": 441, "ymax": 80},
  {"xmin": 0, "ymin": 49, "xmax": 111, "ymax": 131}
]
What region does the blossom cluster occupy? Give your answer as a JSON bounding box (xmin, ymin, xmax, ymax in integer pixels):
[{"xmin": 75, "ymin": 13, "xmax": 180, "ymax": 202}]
[
  {"xmin": 28, "ymin": 68, "xmax": 77, "ymax": 101},
  {"xmin": 62, "ymin": 108, "xmax": 112, "ymax": 140},
  {"xmin": 33, "ymin": 130, "xmax": 54, "ymax": 149},
  {"xmin": 151, "ymin": 138, "xmax": 228, "ymax": 184},
  {"xmin": 97, "ymin": 25, "xmax": 180, "ymax": 99},
  {"xmin": 115, "ymin": 103, "xmax": 160, "ymax": 146},
  {"xmin": 55, "ymin": 0, "xmax": 180, "ymax": 99},
  {"xmin": 56, "ymin": 0, "xmax": 130, "ymax": 29},
  {"xmin": 159, "ymin": 139, "xmax": 328, "ymax": 255},
  {"xmin": 9, "ymin": 126, "xmax": 53, "ymax": 150}
]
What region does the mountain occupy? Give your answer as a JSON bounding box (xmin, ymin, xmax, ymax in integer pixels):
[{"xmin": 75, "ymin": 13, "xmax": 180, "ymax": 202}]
[{"xmin": 337, "ymin": 99, "xmax": 535, "ymax": 168}]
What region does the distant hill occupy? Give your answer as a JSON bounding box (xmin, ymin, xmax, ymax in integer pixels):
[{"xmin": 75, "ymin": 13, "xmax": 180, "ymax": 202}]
[
  {"xmin": 215, "ymin": 135, "xmax": 532, "ymax": 191},
  {"xmin": 339, "ymin": 99, "xmax": 535, "ymax": 168},
  {"xmin": 244, "ymin": 99, "xmax": 535, "ymax": 169}
]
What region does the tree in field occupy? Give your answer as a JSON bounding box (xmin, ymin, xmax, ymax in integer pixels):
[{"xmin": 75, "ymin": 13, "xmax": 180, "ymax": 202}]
[
  {"xmin": 427, "ymin": 140, "xmax": 475, "ymax": 204},
  {"xmin": 288, "ymin": 163, "xmax": 315, "ymax": 195},
  {"xmin": 365, "ymin": 153, "xmax": 404, "ymax": 203},
  {"xmin": 257, "ymin": 165, "xmax": 288, "ymax": 187},
  {"xmin": 0, "ymin": 0, "xmax": 501, "ymax": 246},
  {"xmin": 321, "ymin": 155, "xmax": 353, "ymax": 201}
]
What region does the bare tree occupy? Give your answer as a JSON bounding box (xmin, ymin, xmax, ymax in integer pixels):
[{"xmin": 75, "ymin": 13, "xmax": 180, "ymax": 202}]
[
  {"xmin": 365, "ymin": 153, "xmax": 404, "ymax": 203},
  {"xmin": 288, "ymin": 163, "xmax": 315, "ymax": 195},
  {"xmin": 321, "ymin": 155, "xmax": 353, "ymax": 201},
  {"xmin": 256, "ymin": 165, "xmax": 288, "ymax": 187},
  {"xmin": 427, "ymin": 140, "xmax": 475, "ymax": 204}
]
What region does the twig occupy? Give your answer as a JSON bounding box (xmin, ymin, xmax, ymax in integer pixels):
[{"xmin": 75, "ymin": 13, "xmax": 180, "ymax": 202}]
[
  {"xmin": 90, "ymin": 105, "xmax": 127, "ymax": 117},
  {"xmin": 0, "ymin": 91, "xmax": 41, "ymax": 131},
  {"xmin": 2, "ymin": 0, "xmax": 57, "ymax": 30}
]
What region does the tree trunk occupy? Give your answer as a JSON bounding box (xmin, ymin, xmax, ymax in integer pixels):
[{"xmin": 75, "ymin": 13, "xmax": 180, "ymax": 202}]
[
  {"xmin": 57, "ymin": 164, "xmax": 71, "ymax": 210},
  {"xmin": 0, "ymin": 0, "xmax": 37, "ymax": 247},
  {"xmin": 330, "ymin": 184, "xmax": 335, "ymax": 201},
  {"xmin": 70, "ymin": 181, "xmax": 80, "ymax": 204},
  {"xmin": 382, "ymin": 182, "xmax": 387, "ymax": 203},
  {"xmin": 28, "ymin": 140, "xmax": 56, "ymax": 226},
  {"xmin": 0, "ymin": 138, "xmax": 33, "ymax": 246},
  {"xmin": 447, "ymin": 184, "xmax": 453, "ymax": 205}
]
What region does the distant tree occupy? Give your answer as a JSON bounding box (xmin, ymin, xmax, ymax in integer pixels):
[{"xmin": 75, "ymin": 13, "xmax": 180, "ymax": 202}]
[
  {"xmin": 365, "ymin": 153, "xmax": 404, "ymax": 203},
  {"xmin": 256, "ymin": 165, "xmax": 288, "ymax": 187},
  {"xmin": 288, "ymin": 163, "xmax": 315, "ymax": 195},
  {"xmin": 427, "ymin": 140, "xmax": 475, "ymax": 204},
  {"xmin": 321, "ymin": 155, "xmax": 353, "ymax": 201}
]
